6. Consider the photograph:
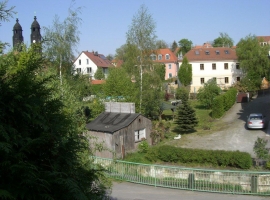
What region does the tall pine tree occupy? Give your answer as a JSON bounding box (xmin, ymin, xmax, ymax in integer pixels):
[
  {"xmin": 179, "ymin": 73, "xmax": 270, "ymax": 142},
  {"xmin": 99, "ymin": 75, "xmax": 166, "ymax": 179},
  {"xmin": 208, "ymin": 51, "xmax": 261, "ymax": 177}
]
[{"xmin": 175, "ymin": 88, "xmax": 198, "ymax": 134}]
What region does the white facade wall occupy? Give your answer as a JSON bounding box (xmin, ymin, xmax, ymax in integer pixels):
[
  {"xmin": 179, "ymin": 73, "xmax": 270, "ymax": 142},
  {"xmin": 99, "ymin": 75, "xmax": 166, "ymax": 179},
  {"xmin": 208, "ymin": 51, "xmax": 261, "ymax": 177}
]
[
  {"xmin": 73, "ymin": 53, "xmax": 97, "ymax": 78},
  {"xmin": 182, "ymin": 60, "xmax": 243, "ymax": 93}
]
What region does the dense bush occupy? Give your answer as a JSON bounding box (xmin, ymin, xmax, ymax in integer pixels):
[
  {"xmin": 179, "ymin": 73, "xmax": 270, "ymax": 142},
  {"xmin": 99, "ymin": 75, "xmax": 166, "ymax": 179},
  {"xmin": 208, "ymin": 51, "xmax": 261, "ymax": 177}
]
[{"xmin": 145, "ymin": 145, "xmax": 252, "ymax": 169}]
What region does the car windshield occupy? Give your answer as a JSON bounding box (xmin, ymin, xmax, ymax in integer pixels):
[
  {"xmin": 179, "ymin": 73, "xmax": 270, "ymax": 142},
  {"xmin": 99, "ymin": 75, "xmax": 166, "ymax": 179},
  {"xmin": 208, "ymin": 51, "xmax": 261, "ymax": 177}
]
[{"xmin": 250, "ymin": 116, "xmax": 262, "ymax": 120}]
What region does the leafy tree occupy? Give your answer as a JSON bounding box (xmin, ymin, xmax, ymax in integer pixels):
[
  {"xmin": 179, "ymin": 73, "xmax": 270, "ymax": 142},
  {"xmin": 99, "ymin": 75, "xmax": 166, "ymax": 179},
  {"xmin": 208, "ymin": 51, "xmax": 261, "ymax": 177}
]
[
  {"xmin": 175, "ymin": 88, "xmax": 198, "ymax": 134},
  {"xmin": 154, "ymin": 63, "xmax": 165, "ymax": 80},
  {"xmin": 212, "ymin": 32, "xmax": 234, "ymax": 47},
  {"xmin": 178, "ymin": 56, "xmax": 192, "ymax": 86},
  {"xmin": 0, "ymin": 0, "xmax": 16, "ymax": 54},
  {"xmin": 103, "ymin": 67, "xmax": 134, "ymax": 101},
  {"xmin": 155, "ymin": 39, "xmax": 168, "ymax": 49},
  {"xmin": 197, "ymin": 78, "xmax": 222, "ymax": 109},
  {"xmin": 94, "ymin": 67, "xmax": 105, "ymax": 80},
  {"xmin": 42, "ymin": 1, "xmax": 82, "ymax": 79},
  {"xmin": 171, "ymin": 40, "xmax": 178, "ymax": 53},
  {"xmin": 0, "ymin": 47, "xmax": 109, "ymax": 200},
  {"xmin": 126, "ymin": 4, "xmax": 157, "ymax": 112},
  {"xmin": 178, "ymin": 38, "xmax": 193, "ymax": 55},
  {"xmin": 175, "ymin": 87, "xmax": 188, "ymax": 100},
  {"xmin": 106, "ymin": 54, "xmax": 114, "ymax": 61},
  {"xmin": 115, "ymin": 44, "xmax": 129, "ymax": 61},
  {"xmin": 236, "ymin": 35, "xmax": 270, "ymax": 89}
]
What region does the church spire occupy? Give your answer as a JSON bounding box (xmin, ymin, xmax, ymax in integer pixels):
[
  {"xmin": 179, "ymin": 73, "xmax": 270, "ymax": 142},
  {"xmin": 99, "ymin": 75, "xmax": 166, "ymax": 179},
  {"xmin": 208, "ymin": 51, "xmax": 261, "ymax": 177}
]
[
  {"xmin": 30, "ymin": 16, "xmax": 41, "ymax": 44},
  {"xmin": 13, "ymin": 18, "xmax": 24, "ymax": 48}
]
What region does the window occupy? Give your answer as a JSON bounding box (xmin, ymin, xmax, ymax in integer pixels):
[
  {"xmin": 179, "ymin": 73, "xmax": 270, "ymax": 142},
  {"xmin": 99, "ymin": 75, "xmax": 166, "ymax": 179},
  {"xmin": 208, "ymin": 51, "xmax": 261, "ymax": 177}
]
[
  {"xmin": 205, "ymin": 50, "xmax": 210, "ymax": 55},
  {"xmin": 169, "ymin": 73, "xmax": 172, "ymax": 78},
  {"xmin": 225, "ymin": 77, "xmax": 229, "ymax": 83},
  {"xmin": 86, "ymin": 59, "xmax": 89, "ymax": 64},
  {"xmin": 150, "ymin": 54, "xmax": 156, "ymax": 60},
  {"xmin": 237, "ymin": 77, "xmax": 240, "ymax": 81},
  {"xmin": 224, "ymin": 63, "xmax": 228, "ymax": 70},
  {"xmin": 200, "ymin": 64, "xmax": 204, "ymax": 70},
  {"xmin": 134, "ymin": 129, "xmax": 146, "ymax": 142},
  {"xmin": 158, "ymin": 54, "xmax": 162, "ymax": 60},
  {"xmin": 215, "ymin": 50, "xmax": 220, "ymax": 55},
  {"xmin": 76, "ymin": 68, "xmax": 81, "ymax": 73},
  {"xmin": 200, "ymin": 78, "xmax": 205, "ymax": 84},
  {"xmin": 165, "ymin": 54, "xmax": 170, "ymax": 60},
  {"xmin": 236, "ymin": 63, "xmax": 240, "ymax": 69},
  {"xmin": 224, "ymin": 50, "xmax": 229, "ymax": 54},
  {"xmin": 195, "ymin": 50, "xmax": 199, "ymax": 55},
  {"xmin": 168, "ymin": 64, "xmax": 171, "ymax": 69},
  {"xmin": 87, "ymin": 67, "xmax": 92, "ymax": 73},
  {"xmin": 79, "ymin": 59, "xmax": 81, "ymax": 65},
  {"xmin": 212, "ymin": 63, "xmax": 216, "ymax": 70}
]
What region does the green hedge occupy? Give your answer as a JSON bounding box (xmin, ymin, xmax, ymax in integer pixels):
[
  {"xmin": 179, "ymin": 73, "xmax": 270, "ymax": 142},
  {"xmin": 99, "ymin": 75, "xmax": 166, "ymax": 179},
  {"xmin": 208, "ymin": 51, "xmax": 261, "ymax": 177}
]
[
  {"xmin": 145, "ymin": 145, "xmax": 252, "ymax": 169},
  {"xmin": 212, "ymin": 88, "xmax": 237, "ymax": 118}
]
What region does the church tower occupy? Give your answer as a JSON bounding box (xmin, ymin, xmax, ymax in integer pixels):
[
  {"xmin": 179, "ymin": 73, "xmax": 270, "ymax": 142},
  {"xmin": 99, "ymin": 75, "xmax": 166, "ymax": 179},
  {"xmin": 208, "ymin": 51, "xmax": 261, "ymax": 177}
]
[
  {"xmin": 30, "ymin": 16, "xmax": 41, "ymax": 44},
  {"xmin": 13, "ymin": 18, "xmax": 24, "ymax": 47}
]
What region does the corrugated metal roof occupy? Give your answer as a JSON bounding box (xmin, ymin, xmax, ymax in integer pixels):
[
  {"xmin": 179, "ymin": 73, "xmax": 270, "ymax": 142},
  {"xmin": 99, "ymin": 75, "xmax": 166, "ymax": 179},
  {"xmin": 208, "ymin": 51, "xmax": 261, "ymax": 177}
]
[{"xmin": 86, "ymin": 112, "xmax": 140, "ymax": 133}]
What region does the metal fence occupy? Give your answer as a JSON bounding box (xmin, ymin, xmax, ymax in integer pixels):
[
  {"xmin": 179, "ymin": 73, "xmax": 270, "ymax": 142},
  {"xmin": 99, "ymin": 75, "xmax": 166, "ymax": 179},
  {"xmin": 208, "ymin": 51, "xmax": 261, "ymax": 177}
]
[{"xmin": 94, "ymin": 157, "xmax": 270, "ymax": 196}]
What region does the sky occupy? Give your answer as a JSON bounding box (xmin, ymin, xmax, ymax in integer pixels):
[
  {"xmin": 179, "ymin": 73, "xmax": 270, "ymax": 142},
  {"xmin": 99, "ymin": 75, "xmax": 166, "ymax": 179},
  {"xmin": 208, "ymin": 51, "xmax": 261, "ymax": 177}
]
[{"xmin": 2, "ymin": 0, "xmax": 270, "ymax": 57}]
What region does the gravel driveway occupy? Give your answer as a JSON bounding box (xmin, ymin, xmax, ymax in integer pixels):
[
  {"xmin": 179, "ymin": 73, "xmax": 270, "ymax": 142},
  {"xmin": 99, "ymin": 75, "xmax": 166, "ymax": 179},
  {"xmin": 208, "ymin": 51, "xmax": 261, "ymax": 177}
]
[{"xmin": 178, "ymin": 90, "xmax": 270, "ymax": 158}]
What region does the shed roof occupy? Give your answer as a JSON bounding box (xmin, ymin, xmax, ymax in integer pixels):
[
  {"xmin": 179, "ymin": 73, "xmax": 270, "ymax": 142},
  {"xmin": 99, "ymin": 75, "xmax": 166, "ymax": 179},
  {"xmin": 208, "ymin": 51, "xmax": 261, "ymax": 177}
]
[{"xmin": 86, "ymin": 112, "xmax": 140, "ymax": 133}]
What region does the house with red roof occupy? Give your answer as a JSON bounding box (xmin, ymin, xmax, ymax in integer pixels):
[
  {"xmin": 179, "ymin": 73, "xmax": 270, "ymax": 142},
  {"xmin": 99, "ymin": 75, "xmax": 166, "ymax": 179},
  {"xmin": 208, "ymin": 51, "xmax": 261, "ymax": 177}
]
[
  {"xmin": 182, "ymin": 46, "xmax": 243, "ymax": 93},
  {"xmin": 73, "ymin": 51, "xmax": 113, "ymax": 79},
  {"xmin": 257, "ymin": 36, "xmax": 270, "ymax": 46},
  {"xmin": 151, "ymin": 48, "xmax": 179, "ymax": 80}
]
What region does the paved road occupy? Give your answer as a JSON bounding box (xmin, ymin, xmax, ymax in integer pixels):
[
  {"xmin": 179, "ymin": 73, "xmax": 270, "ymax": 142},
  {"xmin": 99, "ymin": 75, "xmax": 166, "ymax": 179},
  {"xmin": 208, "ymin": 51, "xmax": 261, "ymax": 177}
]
[{"xmin": 109, "ymin": 181, "xmax": 268, "ymax": 200}]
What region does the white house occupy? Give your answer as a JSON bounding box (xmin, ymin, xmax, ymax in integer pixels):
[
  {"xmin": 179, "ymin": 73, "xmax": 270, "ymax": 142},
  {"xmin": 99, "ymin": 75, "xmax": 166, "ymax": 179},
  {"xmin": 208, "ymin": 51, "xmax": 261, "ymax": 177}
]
[
  {"xmin": 73, "ymin": 51, "xmax": 113, "ymax": 79},
  {"xmin": 181, "ymin": 46, "xmax": 243, "ymax": 93}
]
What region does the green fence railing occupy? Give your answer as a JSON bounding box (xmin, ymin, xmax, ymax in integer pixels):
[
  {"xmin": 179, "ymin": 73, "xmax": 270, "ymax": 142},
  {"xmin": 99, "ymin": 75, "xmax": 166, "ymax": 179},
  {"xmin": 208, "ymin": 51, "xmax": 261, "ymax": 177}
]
[{"xmin": 94, "ymin": 157, "xmax": 270, "ymax": 196}]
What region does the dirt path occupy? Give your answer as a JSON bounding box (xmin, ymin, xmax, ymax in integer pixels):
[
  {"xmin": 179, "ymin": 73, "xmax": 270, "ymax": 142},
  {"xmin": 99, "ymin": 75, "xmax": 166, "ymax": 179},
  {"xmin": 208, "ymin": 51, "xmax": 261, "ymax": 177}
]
[{"xmin": 170, "ymin": 90, "xmax": 270, "ymax": 157}]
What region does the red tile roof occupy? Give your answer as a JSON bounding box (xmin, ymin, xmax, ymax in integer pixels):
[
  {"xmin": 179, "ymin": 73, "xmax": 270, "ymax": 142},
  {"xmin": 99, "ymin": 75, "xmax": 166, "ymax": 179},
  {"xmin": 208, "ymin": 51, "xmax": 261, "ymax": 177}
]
[
  {"xmin": 82, "ymin": 51, "xmax": 112, "ymax": 68},
  {"xmin": 257, "ymin": 36, "xmax": 270, "ymax": 42},
  {"xmin": 91, "ymin": 80, "xmax": 105, "ymax": 85},
  {"xmin": 111, "ymin": 59, "xmax": 123, "ymax": 67},
  {"xmin": 184, "ymin": 47, "xmax": 237, "ymax": 61},
  {"xmin": 153, "ymin": 48, "xmax": 178, "ymax": 63}
]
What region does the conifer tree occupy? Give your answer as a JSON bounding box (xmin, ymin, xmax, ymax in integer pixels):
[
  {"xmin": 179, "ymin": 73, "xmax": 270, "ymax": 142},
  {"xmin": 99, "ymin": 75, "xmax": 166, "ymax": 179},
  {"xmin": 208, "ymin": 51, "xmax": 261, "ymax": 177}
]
[{"xmin": 175, "ymin": 88, "xmax": 198, "ymax": 134}]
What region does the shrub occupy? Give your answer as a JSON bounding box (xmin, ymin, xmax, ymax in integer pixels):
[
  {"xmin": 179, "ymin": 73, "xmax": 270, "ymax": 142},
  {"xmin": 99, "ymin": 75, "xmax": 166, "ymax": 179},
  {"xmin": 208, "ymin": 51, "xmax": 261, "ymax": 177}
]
[{"xmin": 138, "ymin": 140, "xmax": 149, "ymax": 153}]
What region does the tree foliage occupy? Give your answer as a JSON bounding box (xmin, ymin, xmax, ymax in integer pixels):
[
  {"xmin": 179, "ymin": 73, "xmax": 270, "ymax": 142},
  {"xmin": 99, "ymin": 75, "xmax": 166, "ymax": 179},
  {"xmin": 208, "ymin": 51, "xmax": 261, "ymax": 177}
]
[
  {"xmin": 236, "ymin": 35, "xmax": 270, "ymax": 89},
  {"xmin": 94, "ymin": 67, "xmax": 105, "ymax": 80},
  {"xmin": 155, "ymin": 39, "xmax": 168, "ymax": 49},
  {"xmin": 178, "ymin": 56, "xmax": 192, "ymax": 86},
  {"xmin": 153, "ymin": 63, "xmax": 165, "ymax": 80},
  {"xmin": 175, "ymin": 88, "xmax": 198, "ymax": 134},
  {"xmin": 42, "ymin": 0, "xmax": 82, "ymax": 75},
  {"xmin": 171, "ymin": 40, "xmax": 178, "ymax": 53},
  {"xmin": 197, "ymin": 78, "xmax": 222, "ymax": 109},
  {"xmin": 212, "ymin": 32, "xmax": 234, "ymax": 47},
  {"xmin": 178, "ymin": 39, "xmax": 193, "ymax": 55},
  {"xmin": 0, "ymin": 47, "xmax": 109, "ymax": 200},
  {"xmin": 0, "ymin": 0, "xmax": 16, "ymax": 53}
]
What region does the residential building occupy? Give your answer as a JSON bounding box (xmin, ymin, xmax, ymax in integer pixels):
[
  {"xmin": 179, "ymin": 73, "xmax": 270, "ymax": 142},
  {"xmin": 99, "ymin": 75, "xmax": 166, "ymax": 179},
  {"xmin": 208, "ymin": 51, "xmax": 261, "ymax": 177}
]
[
  {"xmin": 73, "ymin": 51, "xmax": 112, "ymax": 79},
  {"xmin": 257, "ymin": 36, "xmax": 270, "ymax": 46},
  {"xmin": 182, "ymin": 47, "xmax": 243, "ymax": 93},
  {"xmin": 151, "ymin": 48, "xmax": 179, "ymax": 80},
  {"xmin": 86, "ymin": 102, "xmax": 152, "ymax": 159}
]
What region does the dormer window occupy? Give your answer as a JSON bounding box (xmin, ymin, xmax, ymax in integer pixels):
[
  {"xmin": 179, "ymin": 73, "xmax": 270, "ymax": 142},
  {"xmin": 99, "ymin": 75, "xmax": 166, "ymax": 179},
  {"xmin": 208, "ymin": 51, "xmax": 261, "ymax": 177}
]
[
  {"xmin": 215, "ymin": 50, "xmax": 220, "ymax": 55},
  {"xmin": 150, "ymin": 54, "xmax": 157, "ymax": 61},
  {"xmin": 165, "ymin": 54, "xmax": 170, "ymax": 60},
  {"xmin": 205, "ymin": 50, "xmax": 210, "ymax": 55},
  {"xmin": 158, "ymin": 54, "xmax": 162, "ymax": 60},
  {"xmin": 224, "ymin": 50, "xmax": 229, "ymax": 54},
  {"xmin": 195, "ymin": 50, "xmax": 199, "ymax": 55}
]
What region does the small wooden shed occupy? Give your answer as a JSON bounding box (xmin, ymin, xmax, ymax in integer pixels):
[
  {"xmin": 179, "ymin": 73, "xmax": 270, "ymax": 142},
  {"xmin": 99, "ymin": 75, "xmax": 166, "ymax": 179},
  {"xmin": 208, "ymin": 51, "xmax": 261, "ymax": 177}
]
[{"xmin": 86, "ymin": 102, "xmax": 152, "ymax": 159}]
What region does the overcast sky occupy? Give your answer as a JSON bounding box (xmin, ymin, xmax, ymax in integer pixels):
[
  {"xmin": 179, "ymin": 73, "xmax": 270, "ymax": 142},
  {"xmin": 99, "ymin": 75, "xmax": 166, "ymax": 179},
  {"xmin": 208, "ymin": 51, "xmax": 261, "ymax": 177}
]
[{"xmin": 2, "ymin": 0, "xmax": 270, "ymax": 56}]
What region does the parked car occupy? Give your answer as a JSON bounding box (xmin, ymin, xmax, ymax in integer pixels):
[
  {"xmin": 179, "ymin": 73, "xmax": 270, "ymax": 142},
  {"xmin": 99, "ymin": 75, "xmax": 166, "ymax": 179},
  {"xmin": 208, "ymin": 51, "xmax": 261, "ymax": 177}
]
[{"xmin": 246, "ymin": 113, "xmax": 266, "ymax": 129}]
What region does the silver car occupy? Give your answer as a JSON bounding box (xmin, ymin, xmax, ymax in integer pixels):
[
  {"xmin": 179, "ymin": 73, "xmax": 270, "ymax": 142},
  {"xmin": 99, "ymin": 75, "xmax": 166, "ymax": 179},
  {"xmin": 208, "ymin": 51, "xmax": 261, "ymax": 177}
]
[{"xmin": 246, "ymin": 113, "xmax": 266, "ymax": 129}]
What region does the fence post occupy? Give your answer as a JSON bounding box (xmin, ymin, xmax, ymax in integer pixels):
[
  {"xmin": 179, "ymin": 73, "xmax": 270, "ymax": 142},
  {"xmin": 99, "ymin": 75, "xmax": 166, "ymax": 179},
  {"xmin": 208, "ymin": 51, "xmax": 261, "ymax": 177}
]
[
  {"xmin": 251, "ymin": 175, "xmax": 258, "ymax": 193},
  {"xmin": 188, "ymin": 173, "xmax": 195, "ymax": 189}
]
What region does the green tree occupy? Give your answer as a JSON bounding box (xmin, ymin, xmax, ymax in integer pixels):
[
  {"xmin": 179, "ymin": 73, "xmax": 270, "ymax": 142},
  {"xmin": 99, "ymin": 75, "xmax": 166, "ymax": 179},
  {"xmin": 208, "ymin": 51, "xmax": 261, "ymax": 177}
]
[
  {"xmin": 155, "ymin": 39, "xmax": 168, "ymax": 49},
  {"xmin": 197, "ymin": 78, "xmax": 222, "ymax": 109},
  {"xmin": 212, "ymin": 32, "xmax": 234, "ymax": 47},
  {"xmin": 178, "ymin": 56, "xmax": 192, "ymax": 86},
  {"xmin": 253, "ymin": 137, "xmax": 269, "ymax": 160},
  {"xmin": 94, "ymin": 67, "xmax": 105, "ymax": 80},
  {"xmin": 0, "ymin": 47, "xmax": 109, "ymax": 200},
  {"xmin": 175, "ymin": 88, "xmax": 198, "ymax": 134},
  {"xmin": 171, "ymin": 40, "xmax": 178, "ymax": 53},
  {"xmin": 126, "ymin": 4, "xmax": 157, "ymax": 112},
  {"xmin": 178, "ymin": 38, "xmax": 193, "ymax": 55},
  {"xmin": 154, "ymin": 63, "xmax": 165, "ymax": 80},
  {"xmin": 106, "ymin": 54, "xmax": 114, "ymax": 61},
  {"xmin": 42, "ymin": 1, "xmax": 82, "ymax": 81},
  {"xmin": 103, "ymin": 67, "xmax": 134, "ymax": 101},
  {"xmin": 236, "ymin": 35, "xmax": 270, "ymax": 89},
  {"xmin": 0, "ymin": 0, "xmax": 16, "ymax": 54}
]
